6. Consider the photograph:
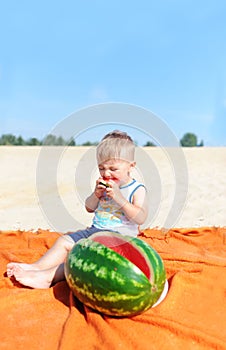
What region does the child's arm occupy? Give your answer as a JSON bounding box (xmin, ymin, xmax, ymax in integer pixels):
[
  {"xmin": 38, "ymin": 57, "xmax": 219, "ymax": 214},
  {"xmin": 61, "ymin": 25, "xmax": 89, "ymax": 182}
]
[
  {"xmin": 105, "ymin": 183, "xmax": 148, "ymax": 225},
  {"xmin": 85, "ymin": 192, "xmax": 99, "ymax": 213},
  {"xmin": 85, "ymin": 178, "xmax": 108, "ymax": 212}
]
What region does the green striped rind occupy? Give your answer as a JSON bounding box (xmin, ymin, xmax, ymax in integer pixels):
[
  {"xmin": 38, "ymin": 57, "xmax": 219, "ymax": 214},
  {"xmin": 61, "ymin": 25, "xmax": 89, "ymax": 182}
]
[
  {"xmin": 128, "ymin": 237, "xmax": 166, "ymax": 298},
  {"xmin": 65, "ymin": 233, "xmax": 166, "ymax": 317}
]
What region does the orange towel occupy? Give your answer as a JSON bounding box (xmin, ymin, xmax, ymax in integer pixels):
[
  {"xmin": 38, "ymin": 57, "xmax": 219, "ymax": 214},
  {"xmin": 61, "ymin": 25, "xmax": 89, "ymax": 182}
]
[{"xmin": 0, "ymin": 227, "xmax": 226, "ymax": 350}]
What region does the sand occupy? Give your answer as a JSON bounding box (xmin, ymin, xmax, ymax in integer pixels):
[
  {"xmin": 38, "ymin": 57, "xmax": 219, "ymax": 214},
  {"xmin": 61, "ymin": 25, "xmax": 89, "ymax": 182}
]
[{"xmin": 0, "ymin": 146, "xmax": 225, "ymax": 232}]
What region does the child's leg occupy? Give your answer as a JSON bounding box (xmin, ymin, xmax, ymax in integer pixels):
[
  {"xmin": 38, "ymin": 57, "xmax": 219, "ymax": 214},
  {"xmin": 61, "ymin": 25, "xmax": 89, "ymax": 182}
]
[
  {"xmin": 12, "ymin": 263, "xmax": 66, "ymax": 289},
  {"xmin": 7, "ymin": 234, "xmax": 74, "ymax": 277},
  {"xmin": 6, "ymin": 227, "xmax": 101, "ymax": 289}
]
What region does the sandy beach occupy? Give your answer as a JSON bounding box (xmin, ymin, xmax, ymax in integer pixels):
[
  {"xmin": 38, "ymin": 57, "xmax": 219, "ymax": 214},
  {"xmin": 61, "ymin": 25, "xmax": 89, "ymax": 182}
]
[{"xmin": 0, "ymin": 146, "xmax": 225, "ymax": 232}]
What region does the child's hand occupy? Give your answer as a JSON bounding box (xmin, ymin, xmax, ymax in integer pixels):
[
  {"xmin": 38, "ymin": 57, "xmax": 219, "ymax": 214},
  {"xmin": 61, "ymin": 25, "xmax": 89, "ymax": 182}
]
[
  {"xmin": 94, "ymin": 178, "xmax": 110, "ymax": 198},
  {"xmin": 105, "ymin": 180, "xmax": 126, "ymax": 206}
]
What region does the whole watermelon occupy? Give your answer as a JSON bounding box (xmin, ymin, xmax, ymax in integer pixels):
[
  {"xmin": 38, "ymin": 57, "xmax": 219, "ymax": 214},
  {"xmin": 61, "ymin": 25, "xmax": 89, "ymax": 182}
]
[{"xmin": 64, "ymin": 231, "xmax": 166, "ymax": 317}]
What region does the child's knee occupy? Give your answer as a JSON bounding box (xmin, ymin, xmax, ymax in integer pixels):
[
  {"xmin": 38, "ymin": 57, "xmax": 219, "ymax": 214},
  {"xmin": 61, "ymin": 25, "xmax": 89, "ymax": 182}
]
[{"xmin": 57, "ymin": 234, "xmax": 75, "ymax": 251}]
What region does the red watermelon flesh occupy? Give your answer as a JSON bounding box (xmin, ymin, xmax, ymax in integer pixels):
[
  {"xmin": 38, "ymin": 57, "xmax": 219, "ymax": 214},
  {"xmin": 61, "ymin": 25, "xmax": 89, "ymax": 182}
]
[{"xmin": 91, "ymin": 235, "xmax": 151, "ymax": 281}]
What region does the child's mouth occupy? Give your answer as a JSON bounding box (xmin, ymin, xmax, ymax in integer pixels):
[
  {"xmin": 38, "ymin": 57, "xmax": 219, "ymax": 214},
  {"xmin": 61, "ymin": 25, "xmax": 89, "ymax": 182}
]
[{"xmin": 104, "ymin": 177, "xmax": 118, "ymax": 182}]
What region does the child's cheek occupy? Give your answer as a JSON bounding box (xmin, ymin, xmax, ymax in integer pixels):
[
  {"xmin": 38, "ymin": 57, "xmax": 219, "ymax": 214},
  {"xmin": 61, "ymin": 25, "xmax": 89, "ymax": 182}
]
[{"xmin": 112, "ymin": 178, "xmax": 120, "ymax": 183}]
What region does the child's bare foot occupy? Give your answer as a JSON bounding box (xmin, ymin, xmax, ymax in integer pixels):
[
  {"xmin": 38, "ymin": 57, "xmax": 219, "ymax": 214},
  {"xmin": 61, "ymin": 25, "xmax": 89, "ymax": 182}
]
[
  {"xmin": 13, "ymin": 265, "xmax": 53, "ymax": 289},
  {"xmin": 7, "ymin": 262, "xmax": 39, "ymax": 277}
]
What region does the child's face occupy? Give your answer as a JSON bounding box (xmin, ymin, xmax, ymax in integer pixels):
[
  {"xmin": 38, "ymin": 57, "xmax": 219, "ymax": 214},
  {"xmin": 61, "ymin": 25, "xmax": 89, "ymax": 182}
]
[{"xmin": 98, "ymin": 159, "xmax": 135, "ymax": 186}]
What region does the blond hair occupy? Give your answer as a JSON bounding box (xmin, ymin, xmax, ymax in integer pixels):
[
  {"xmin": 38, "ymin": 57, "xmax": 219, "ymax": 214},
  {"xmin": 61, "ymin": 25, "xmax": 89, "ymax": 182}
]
[{"xmin": 96, "ymin": 130, "xmax": 135, "ymax": 164}]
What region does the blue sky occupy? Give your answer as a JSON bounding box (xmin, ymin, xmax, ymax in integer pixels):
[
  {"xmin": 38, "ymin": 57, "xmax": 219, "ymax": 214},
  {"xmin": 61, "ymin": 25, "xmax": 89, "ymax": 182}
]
[{"xmin": 0, "ymin": 0, "xmax": 226, "ymax": 146}]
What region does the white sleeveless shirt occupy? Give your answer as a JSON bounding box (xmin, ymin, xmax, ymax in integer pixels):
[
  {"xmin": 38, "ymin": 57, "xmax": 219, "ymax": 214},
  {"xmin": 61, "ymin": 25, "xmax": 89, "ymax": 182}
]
[{"xmin": 92, "ymin": 179, "xmax": 146, "ymax": 237}]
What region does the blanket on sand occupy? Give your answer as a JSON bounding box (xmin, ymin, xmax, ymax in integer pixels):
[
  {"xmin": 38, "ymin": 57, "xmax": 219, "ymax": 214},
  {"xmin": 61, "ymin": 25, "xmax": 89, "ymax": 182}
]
[{"xmin": 0, "ymin": 227, "xmax": 226, "ymax": 350}]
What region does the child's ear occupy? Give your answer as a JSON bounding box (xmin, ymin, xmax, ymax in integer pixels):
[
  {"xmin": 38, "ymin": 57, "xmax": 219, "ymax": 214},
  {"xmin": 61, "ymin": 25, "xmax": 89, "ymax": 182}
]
[{"xmin": 130, "ymin": 161, "xmax": 136, "ymax": 169}]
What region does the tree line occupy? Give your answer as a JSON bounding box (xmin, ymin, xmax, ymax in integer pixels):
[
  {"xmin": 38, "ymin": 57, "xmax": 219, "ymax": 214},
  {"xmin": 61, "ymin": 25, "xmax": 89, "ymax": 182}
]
[
  {"xmin": 143, "ymin": 132, "xmax": 204, "ymax": 147},
  {"xmin": 0, "ymin": 134, "xmax": 76, "ymax": 146},
  {"xmin": 0, "ymin": 132, "xmax": 204, "ymax": 147}
]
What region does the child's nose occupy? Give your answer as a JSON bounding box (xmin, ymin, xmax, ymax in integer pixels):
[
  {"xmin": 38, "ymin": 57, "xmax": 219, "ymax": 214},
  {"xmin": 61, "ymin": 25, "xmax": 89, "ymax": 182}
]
[{"xmin": 103, "ymin": 169, "xmax": 111, "ymax": 178}]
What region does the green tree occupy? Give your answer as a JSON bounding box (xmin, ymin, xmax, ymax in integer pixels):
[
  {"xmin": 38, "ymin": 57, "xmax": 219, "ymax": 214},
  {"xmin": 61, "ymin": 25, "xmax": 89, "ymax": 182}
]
[
  {"xmin": 42, "ymin": 134, "xmax": 77, "ymax": 146},
  {"xmin": 0, "ymin": 134, "xmax": 17, "ymax": 145},
  {"xmin": 81, "ymin": 141, "xmax": 98, "ymax": 146},
  {"xmin": 67, "ymin": 138, "xmax": 76, "ymax": 146},
  {"xmin": 16, "ymin": 135, "xmax": 26, "ymax": 145},
  {"xmin": 180, "ymin": 133, "xmax": 198, "ymax": 147},
  {"xmin": 27, "ymin": 137, "xmax": 41, "ymax": 145},
  {"xmin": 42, "ymin": 134, "xmax": 59, "ymax": 145},
  {"xmin": 55, "ymin": 136, "xmax": 65, "ymax": 145},
  {"xmin": 143, "ymin": 141, "xmax": 156, "ymax": 147}
]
